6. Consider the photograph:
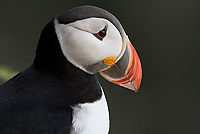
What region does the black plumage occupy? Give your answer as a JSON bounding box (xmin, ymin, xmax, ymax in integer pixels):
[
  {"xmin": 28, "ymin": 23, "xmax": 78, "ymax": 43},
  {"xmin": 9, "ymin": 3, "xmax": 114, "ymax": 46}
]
[{"xmin": 0, "ymin": 64, "xmax": 101, "ymax": 133}]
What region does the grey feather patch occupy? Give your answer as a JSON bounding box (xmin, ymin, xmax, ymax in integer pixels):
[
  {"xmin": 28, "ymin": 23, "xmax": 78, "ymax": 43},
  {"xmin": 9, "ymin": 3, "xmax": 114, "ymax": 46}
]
[{"xmin": 84, "ymin": 60, "xmax": 110, "ymax": 74}]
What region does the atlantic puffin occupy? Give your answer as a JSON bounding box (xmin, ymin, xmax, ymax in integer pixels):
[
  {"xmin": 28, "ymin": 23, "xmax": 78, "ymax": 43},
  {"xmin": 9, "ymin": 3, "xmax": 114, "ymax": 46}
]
[{"xmin": 0, "ymin": 5, "xmax": 142, "ymax": 134}]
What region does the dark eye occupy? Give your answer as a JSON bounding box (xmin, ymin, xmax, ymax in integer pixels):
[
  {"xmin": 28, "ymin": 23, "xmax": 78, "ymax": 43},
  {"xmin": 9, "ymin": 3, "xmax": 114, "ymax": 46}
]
[{"xmin": 93, "ymin": 26, "xmax": 107, "ymax": 41}]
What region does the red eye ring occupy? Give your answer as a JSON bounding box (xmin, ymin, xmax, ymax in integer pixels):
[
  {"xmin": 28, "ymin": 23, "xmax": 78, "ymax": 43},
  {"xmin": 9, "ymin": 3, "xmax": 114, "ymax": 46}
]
[{"xmin": 93, "ymin": 26, "xmax": 107, "ymax": 41}]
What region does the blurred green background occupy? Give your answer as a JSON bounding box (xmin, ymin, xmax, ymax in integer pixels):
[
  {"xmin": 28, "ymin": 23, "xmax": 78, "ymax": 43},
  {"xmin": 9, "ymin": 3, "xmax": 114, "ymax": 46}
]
[{"xmin": 0, "ymin": 0, "xmax": 200, "ymax": 134}]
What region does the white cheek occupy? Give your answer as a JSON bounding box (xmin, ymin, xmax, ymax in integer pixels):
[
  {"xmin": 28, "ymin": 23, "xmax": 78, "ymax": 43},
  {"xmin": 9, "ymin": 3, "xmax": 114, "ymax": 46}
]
[
  {"xmin": 57, "ymin": 25, "xmax": 104, "ymax": 66},
  {"xmin": 55, "ymin": 19, "xmax": 122, "ymax": 73}
]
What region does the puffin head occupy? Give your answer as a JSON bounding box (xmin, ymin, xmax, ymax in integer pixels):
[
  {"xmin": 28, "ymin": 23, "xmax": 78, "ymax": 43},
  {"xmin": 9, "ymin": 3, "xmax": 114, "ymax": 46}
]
[{"xmin": 34, "ymin": 5, "xmax": 142, "ymax": 92}]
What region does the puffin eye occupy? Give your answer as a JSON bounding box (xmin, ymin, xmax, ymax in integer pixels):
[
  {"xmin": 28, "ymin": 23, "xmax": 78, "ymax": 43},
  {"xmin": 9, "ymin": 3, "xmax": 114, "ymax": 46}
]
[{"xmin": 93, "ymin": 26, "xmax": 107, "ymax": 41}]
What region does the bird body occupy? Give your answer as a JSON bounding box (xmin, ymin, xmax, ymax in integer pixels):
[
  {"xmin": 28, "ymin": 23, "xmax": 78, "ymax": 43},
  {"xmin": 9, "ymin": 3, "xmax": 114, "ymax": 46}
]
[
  {"xmin": 0, "ymin": 65, "xmax": 108, "ymax": 134},
  {"xmin": 0, "ymin": 5, "xmax": 142, "ymax": 134}
]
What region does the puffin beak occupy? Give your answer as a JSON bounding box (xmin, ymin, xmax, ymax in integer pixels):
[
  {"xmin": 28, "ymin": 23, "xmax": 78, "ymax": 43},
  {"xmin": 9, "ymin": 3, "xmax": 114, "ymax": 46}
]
[{"xmin": 100, "ymin": 35, "xmax": 142, "ymax": 92}]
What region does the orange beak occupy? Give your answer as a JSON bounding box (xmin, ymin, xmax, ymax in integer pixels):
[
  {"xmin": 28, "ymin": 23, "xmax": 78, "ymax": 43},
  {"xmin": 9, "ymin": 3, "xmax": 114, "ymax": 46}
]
[{"xmin": 100, "ymin": 35, "xmax": 142, "ymax": 92}]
